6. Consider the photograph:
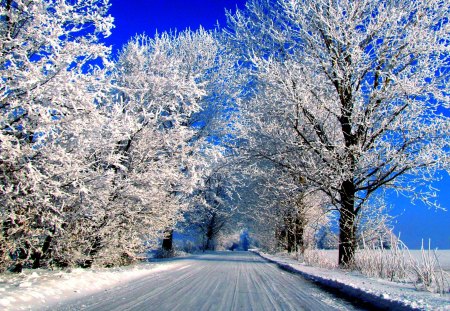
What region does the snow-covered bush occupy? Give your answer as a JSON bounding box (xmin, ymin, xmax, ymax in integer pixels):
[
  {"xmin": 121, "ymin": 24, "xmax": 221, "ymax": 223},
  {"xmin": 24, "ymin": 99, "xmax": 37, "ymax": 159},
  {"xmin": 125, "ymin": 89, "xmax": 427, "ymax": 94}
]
[
  {"xmin": 302, "ymin": 249, "xmax": 338, "ymax": 269},
  {"xmin": 354, "ymin": 235, "xmax": 409, "ymax": 281},
  {"xmin": 407, "ymin": 240, "xmax": 450, "ymax": 294},
  {"xmin": 354, "ymin": 237, "xmax": 449, "ymax": 294}
]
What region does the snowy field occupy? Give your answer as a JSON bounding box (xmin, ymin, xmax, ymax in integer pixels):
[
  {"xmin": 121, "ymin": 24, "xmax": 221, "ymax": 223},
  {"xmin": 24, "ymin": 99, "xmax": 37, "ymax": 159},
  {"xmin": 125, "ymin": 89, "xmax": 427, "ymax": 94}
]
[
  {"xmin": 414, "ymin": 250, "xmax": 450, "ymax": 272},
  {"xmin": 285, "ymin": 249, "xmax": 450, "ymax": 272}
]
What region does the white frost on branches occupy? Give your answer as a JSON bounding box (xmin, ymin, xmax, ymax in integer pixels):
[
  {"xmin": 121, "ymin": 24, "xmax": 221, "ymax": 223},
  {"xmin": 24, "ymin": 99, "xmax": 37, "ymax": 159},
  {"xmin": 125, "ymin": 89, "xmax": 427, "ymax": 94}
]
[
  {"xmin": 0, "ymin": 1, "xmax": 224, "ymax": 270},
  {"xmin": 226, "ymin": 0, "xmax": 450, "ymax": 265}
]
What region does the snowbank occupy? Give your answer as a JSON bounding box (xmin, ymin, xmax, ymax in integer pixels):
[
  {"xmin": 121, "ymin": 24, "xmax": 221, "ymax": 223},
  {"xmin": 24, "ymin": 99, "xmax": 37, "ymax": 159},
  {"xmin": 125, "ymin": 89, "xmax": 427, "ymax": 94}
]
[
  {"xmin": 252, "ymin": 250, "xmax": 450, "ymax": 310},
  {"xmin": 0, "ymin": 260, "xmax": 183, "ymax": 311}
]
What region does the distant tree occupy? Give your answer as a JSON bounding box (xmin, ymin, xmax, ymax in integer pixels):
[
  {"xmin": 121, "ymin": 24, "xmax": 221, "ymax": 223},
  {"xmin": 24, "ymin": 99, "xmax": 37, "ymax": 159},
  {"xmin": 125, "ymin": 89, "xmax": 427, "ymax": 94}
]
[
  {"xmin": 239, "ymin": 229, "xmax": 250, "ymax": 251},
  {"xmin": 316, "ymin": 227, "xmax": 338, "ymax": 250},
  {"xmin": 275, "ymin": 190, "xmax": 330, "ymax": 253},
  {"xmin": 227, "ymin": 0, "xmax": 450, "ymax": 266},
  {"xmin": 232, "ymin": 161, "xmax": 331, "ymax": 253},
  {"xmin": 198, "ymin": 172, "xmax": 233, "ymax": 251}
]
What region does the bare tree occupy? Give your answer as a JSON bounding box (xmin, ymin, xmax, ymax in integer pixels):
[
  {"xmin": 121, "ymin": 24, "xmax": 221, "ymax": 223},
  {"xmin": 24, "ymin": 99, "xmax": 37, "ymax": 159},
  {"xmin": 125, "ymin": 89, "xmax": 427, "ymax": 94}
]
[{"xmin": 226, "ymin": 0, "xmax": 449, "ymax": 265}]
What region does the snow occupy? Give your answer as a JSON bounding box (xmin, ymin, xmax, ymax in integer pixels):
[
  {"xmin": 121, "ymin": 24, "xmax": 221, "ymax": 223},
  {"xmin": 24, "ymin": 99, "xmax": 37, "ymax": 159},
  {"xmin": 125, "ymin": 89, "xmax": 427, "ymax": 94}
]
[
  {"xmin": 434, "ymin": 251, "xmax": 450, "ymax": 272},
  {"xmin": 1, "ymin": 251, "xmax": 449, "ymax": 310},
  {"xmin": 252, "ymin": 250, "xmax": 450, "ymax": 310},
  {"xmin": 0, "ymin": 260, "xmax": 184, "ymax": 311},
  {"xmin": 37, "ymin": 251, "xmax": 364, "ymax": 310},
  {"xmin": 280, "ymin": 249, "xmax": 450, "ymax": 273}
]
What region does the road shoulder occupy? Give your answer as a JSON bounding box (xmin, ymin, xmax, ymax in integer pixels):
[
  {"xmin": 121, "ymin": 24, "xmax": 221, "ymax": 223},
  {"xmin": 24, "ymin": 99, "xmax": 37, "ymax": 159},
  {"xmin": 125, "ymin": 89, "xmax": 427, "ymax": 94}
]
[
  {"xmin": 252, "ymin": 250, "xmax": 450, "ymax": 311},
  {"xmin": 0, "ymin": 260, "xmax": 184, "ymax": 311}
]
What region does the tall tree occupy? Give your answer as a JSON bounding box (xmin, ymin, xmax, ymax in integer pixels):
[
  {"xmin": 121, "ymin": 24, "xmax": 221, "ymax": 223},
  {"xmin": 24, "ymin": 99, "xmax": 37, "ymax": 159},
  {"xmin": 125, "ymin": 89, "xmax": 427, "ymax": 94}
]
[
  {"xmin": 0, "ymin": 0, "xmax": 113, "ymax": 271},
  {"xmin": 109, "ymin": 29, "xmax": 228, "ymax": 258},
  {"xmin": 226, "ymin": 0, "xmax": 449, "ymax": 265}
]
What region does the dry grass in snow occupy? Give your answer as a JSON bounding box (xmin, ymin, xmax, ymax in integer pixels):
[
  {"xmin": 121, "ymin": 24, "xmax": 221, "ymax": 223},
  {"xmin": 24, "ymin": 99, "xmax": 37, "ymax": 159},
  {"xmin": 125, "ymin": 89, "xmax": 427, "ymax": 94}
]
[{"xmin": 277, "ymin": 241, "xmax": 450, "ymax": 295}]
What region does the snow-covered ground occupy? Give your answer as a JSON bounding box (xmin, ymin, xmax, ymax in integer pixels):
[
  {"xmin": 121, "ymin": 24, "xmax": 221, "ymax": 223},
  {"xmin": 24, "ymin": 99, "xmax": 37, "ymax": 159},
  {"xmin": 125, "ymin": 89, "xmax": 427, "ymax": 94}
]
[
  {"xmin": 253, "ymin": 250, "xmax": 450, "ymax": 310},
  {"xmin": 48, "ymin": 251, "xmax": 365, "ymax": 310},
  {"xmin": 1, "ymin": 251, "xmax": 449, "ymax": 310},
  {"xmin": 1, "ymin": 252, "xmax": 367, "ymax": 311},
  {"xmin": 284, "ymin": 249, "xmax": 450, "ymax": 272},
  {"xmin": 0, "ymin": 260, "xmax": 185, "ymax": 311}
]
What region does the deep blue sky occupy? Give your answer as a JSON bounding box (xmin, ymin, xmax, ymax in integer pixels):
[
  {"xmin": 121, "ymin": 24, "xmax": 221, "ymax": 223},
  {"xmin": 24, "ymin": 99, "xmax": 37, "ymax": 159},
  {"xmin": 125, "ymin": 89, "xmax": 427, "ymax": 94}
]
[
  {"xmin": 105, "ymin": 0, "xmax": 450, "ymax": 249},
  {"xmin": 105, "ymin": 0, "xmax": 246, "ymax": 54}
]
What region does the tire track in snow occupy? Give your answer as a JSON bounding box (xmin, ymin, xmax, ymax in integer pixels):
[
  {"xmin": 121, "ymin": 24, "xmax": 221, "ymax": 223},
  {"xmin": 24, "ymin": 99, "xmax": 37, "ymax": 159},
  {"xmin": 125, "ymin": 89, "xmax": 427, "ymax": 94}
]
[{"xmin": 48, "ymin": 252, "xmax": 371, "ymax": 311}]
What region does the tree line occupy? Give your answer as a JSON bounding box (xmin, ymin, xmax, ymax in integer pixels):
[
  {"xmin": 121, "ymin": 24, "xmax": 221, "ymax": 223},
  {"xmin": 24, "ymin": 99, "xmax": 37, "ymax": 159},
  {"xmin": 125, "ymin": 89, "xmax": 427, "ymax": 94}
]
[{"xmin": 1, "ymin": 0, "xmax": 448, "ymax": 272}]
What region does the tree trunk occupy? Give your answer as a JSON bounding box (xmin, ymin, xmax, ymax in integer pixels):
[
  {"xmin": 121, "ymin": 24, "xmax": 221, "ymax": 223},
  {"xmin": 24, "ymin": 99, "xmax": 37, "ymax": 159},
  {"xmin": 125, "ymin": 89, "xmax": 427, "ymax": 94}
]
[
  {"xmin": 83, "ymin": 235, "xmax": 102, "ymax": 268},
  {"xmin": 204, "ymin": 213, "xmax": 217, "ymax": 251},
  {"xmin": 5, "ymin": 0, "xmax": 11, "ymax": 25},
  {"xmin": 32, "ymin": 234, "xmax": 53, "ymax": 269},
  {"xmin": 294, "ymin": 215, "xmax": 304, "ymax": 254},
  {"xmin": 338, "ymin": 180, "xmax": 357, "ymax": 266},
  {"xmin": 162, "ymin": 229, "xmax": 173, "ymax": 252},
  {"xmin": 1, "ymin": 219, "xmax": 12, "ymax": 271},
  {"xmin": 284, "ymin": 213, "xmax": 304, "ymax": 253},
  {"xmin": 205, "ymin": 231, "xmax": 213, "ymax": 250},
  {"xmin": 31, "ymin": 251, "xmax": 41, "ymax": 269}
]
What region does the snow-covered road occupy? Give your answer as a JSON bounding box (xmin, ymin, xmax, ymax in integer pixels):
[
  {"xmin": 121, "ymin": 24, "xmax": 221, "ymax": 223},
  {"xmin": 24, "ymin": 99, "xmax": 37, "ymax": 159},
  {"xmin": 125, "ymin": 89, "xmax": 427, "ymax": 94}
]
[{"xmin": 47, "ymin": 251, "xmax": 368, "ymax": 311}]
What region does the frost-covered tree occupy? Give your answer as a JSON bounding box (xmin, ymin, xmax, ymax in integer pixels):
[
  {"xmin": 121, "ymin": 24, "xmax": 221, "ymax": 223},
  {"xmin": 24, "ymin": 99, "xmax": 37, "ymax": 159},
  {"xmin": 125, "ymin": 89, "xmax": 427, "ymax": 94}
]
[
  {"xmin": 234, "ymin": 161, "xmax": 331, "ymax": 253},
  {"xmin": 108, "ymin": 28, "xmax": 231, "ymax": 259},
  {"xmin": 0, "ymin": 0, "xmax": 113, "ymax": 271},
  {"xmin": 182, "ymin": 157, "xmax": 239, "ymax": 251},
  {"xmin": 148, "ymin": 29, "xmax": 240, "ymax": 255},
  {"xmin": 0, "ymin": 1, "xmax": 227, "ymax": 270},
  {"xmin": 275, "ymin": 189, "xmax": 331, "ymax": 253},
  {"xmin": 227, "ymin": 0, "xmax": 450, "ymax": 265}
]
